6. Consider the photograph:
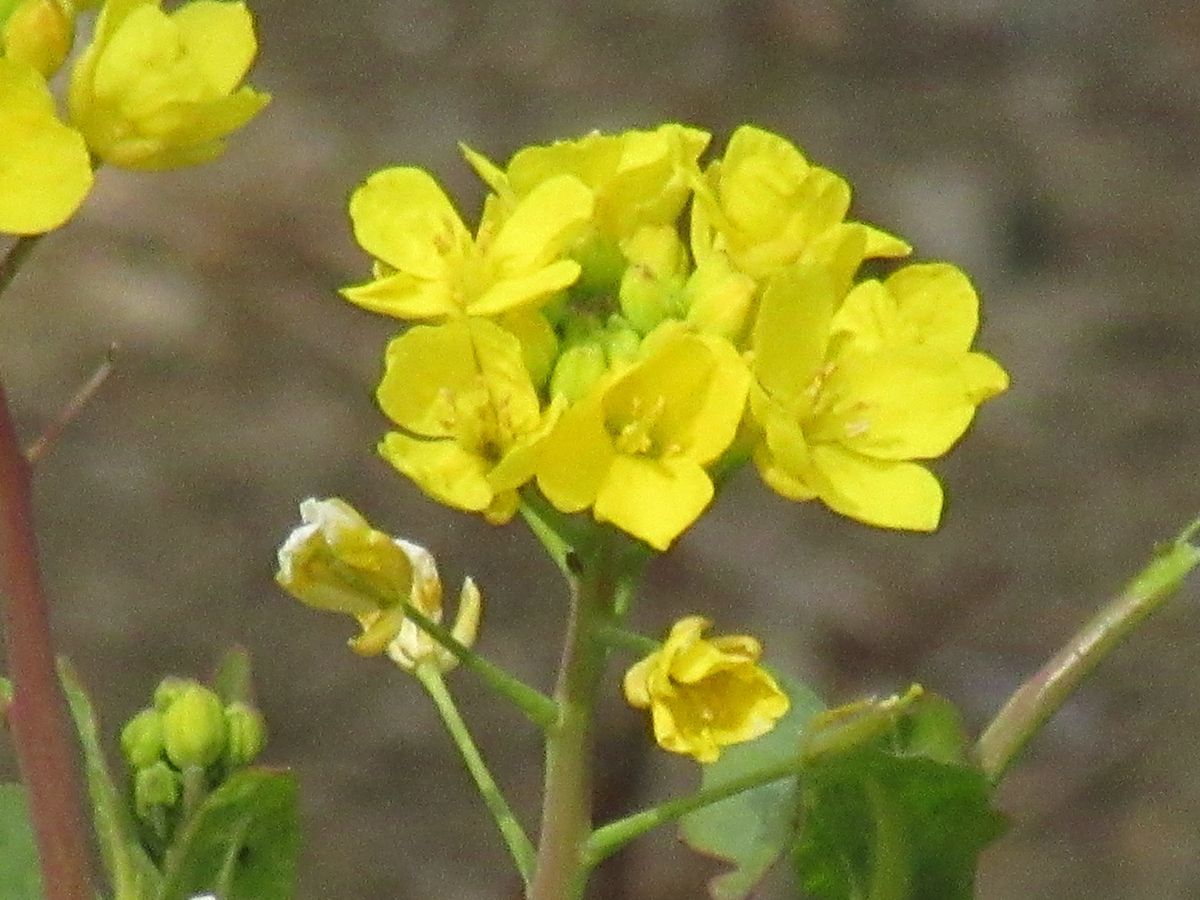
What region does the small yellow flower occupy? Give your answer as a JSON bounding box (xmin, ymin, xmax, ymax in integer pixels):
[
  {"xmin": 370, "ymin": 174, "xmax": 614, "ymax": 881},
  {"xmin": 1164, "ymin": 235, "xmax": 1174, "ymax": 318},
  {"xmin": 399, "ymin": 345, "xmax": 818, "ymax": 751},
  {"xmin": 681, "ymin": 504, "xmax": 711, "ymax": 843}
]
[
  {"xmin": 68, "ymin": 0, "xmax": 269, "ymax": 169},
  {"xmin": 276, "ymin": 498, "xmax": 481, "ymax": 669},
  {"xmin": 749, "ymin": 262, "xmax": 1008, "ymax": 531},
  {"xmin": 376, "ymin": 318, "xmax": 560, "ymax": 524},
  {"xmin": 536, "ymin": 327, "xmax": 749, "ymax": 550},
  {"xmin": 465, "ymin": 123, "xmax": 710, "ymax": 245},
  {"xmin": 692, "ymin": 125, "xmax": 909, "ymax": 283},
  {"xmin": 343, "ymin": 165, "xmax": 593, "ymax": 321},
  {"xmin": 0, "ymin": 56, "xmax": 92, "ymax": 234},
  {"xmin": 3, "ymin": 0, "xmax": 74, "ymax": 76},
  {"xmin": 624, "ymin": 616, "xmax": 789, "ymax": 763}
]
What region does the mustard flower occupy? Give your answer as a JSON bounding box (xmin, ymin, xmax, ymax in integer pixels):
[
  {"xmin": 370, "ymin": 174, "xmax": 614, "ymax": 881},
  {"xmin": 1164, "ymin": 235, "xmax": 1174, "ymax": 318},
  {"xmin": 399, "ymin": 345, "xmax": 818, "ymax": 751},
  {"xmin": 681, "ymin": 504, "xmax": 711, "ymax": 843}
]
[
  {"xmin": 624, "ymin": 616, "xmax": 789, "ymax": 763},
  {"xmin": 2, "ymin": 0, "xmax": 74, "ymax": 76},
  {"xmin": 692, "ymin": 124, "xmax": 909, "ymax": 283},
  {"xmin": 68, "ymin": 0, "xmax": 269, "ymax": 169},
  {"xmin": 0, "ymin": 56, "xmax": 92, "ymax": 234},
  {"xmin": 536, "ymin": 327, "xmax": 749, "ymax": 550},
  {"xmin": 749, "ymin": 262, "xmax": 1008, "ymax": 531},
  {"xmin": 376, "ymin": 318, "xmax": 559, "ymax": 524},
  {"xmin": 276, "ymin": 498, "xmax": 481, "ymax": 669},
  {"xmin": 343, "ymin": 165, "xmax": 593, "ymax": 321},
  {"xmin": 464, "ymin": 123, "xmax": 710, "ymax": 245}
]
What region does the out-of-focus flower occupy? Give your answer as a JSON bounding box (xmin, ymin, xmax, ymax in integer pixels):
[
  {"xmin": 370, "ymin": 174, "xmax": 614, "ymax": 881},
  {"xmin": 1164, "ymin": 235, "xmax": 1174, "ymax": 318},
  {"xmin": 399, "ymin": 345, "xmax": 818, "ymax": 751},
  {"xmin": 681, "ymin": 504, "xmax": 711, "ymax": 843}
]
[
  {"xmin": 276, "ymin": 498, "xmax": 481, "ymax": 670},
  {"xmin": 223, "ymin": 701, "xmax": 266, "ymax": 767},
  {"xmin": 2, "ymin": 0, "xmax": 74, "ymax": 76},
  {"xmin": 68, "ymin": 0, "xmax": 269, "ymax": 169},
  {"xmin": 537, "ymin": 328, "xmax": 749, "ymax": 550},
  {"xmin": 376, "ymin": 318, "xmax": 559, "ymax": 523},
  {"xmin": 624, "ymin": 616, "xmax": 789, "ymax": 763},
  {"xmin": 120, "ymin": 707, "xmax": 165, "ymax": 770},
  {"xmin": 749, "ymin": 262, "xmax": 1009, "ymax": 531},
  {"xmin": 0, "ymin": 56, "xmax": 92, "ymax": 234},
  {"xmin": 161, "ymin": 682, "xmax": 227, "ymax": 769},
  {"xmin": 343, "ymin": 165, "xmax": 593, "ymax": 321}
]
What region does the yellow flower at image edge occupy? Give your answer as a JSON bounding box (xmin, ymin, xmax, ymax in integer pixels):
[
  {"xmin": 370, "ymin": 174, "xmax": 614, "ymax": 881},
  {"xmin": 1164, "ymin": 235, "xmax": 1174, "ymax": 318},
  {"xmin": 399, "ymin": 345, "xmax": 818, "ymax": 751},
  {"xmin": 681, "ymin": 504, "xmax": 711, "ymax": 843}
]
[
  {"xmin": 0, "ymin": 57, "xmax": 92, "ymax": 234},
  {"xmin": 624, "ymin": 616, "xmax": 789, "ymax": 763},
  {"xmin": 276, "ymin": 498, "xmax": 481, "ymax": 670},
  {"xmin": 69, "ymin": 0, "xmax": 269, "ymax": 170}
]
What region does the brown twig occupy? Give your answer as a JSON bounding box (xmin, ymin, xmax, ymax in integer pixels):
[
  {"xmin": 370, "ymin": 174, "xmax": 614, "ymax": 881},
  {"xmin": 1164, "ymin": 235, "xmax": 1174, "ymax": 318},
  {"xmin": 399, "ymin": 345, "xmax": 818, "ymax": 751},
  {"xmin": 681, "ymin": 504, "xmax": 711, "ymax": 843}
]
[
  {"xmin": 0, "ymin": 382, "xmax": 94, "ymax": 899},
  {"xmin": 0, "ymin": 236, "xmax": 44, "ymax": 298},
  {"xmin": 25, "ymin": 345, "xmax": 118, "ymax": 465}
]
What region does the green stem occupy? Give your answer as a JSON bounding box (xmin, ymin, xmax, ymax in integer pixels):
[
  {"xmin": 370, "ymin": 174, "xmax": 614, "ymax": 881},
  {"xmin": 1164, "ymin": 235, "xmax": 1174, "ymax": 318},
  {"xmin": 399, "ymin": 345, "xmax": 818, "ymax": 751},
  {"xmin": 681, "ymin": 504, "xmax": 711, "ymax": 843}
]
[
  {"xmin": 397, "ymin": 598, "xmax": 557, "ymax": 729},
  {"xmin": 529, "ymin": 536, "xmax": 616, "ymax": 900},
  {"xmin": 593, "ymin": 622, "xmax": 658, "ymax": 656},
  {"xmin": 415, "ymin": 663, "xmax": 536, "ymax": 886},
  {"xmin": 519, "ymin": 489, "xmax": 581, "ymax": 580},
  {"xmin": 0, "ymin": 235, "xmax": 44, "ymax": 298},
  {"xmin": 976, "ymin": 517, "xmax": 1200, "ymax": 782},
  {"xmin": 584, "ymin": 751, "xmax": 806, "ymax": 866}
]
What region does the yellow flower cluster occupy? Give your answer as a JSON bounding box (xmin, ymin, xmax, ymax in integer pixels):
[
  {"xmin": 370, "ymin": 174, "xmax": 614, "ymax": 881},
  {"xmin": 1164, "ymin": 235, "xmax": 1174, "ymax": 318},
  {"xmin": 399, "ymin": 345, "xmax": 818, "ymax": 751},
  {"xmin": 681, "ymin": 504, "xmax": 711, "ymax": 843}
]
[
  {"xmin": 346, "ymin": 124, "xmax": 1008, "ymax": 550},
  {"xmin": 0, "ymin": 0, "xmax": 268, "ymax": 235}
]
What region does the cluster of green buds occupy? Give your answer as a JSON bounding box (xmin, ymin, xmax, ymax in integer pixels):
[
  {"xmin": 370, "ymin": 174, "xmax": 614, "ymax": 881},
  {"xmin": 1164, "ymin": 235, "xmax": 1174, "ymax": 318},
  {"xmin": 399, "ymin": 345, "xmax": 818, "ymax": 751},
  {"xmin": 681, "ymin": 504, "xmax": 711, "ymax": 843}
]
[{"xmin": 120, "ymin": 676, "xmax": 266, "ymax": 847}]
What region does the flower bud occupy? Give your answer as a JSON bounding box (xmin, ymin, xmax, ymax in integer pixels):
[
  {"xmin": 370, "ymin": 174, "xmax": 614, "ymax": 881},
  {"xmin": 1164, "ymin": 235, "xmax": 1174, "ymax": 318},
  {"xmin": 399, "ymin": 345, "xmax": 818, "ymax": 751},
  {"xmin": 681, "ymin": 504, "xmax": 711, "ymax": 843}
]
[
  {"xmin": 152, "ymin": 676, "xmax": 191, "ymax": 713},
  {"xmin": 618, "ymin": 225, "xmax": 687, "ymax": 334},
  {"xmin": 162, "ymin": 683, "xmax": 227, "ymax": 770},
  {"xmin": 601, "ymin": 317, "xmax": 640, "ymax": 366},
  {"xmin": 549, "ymin": 341, "xmax": 607, "ymax": 403},
  {"xmin": 572, "ymin": 235, "xmax": 626, "ymax": 296},
  {"xmin": 223, "ymin": 702, "xmax": 267, "ymax": 767},
  {"xmin": 684, "ymin": 258, "xmax": 756, "ymax": 343},
  {"xmin": 2, "ymin": 0, "xmax": 73, "ymax": 76},
  {"xmin": 120, "ymin": 708, "xmax": 165, "ymax": 770},
  {"xmin": 133, "ymin": 761, "xmax": 180, "ymax": 821}
]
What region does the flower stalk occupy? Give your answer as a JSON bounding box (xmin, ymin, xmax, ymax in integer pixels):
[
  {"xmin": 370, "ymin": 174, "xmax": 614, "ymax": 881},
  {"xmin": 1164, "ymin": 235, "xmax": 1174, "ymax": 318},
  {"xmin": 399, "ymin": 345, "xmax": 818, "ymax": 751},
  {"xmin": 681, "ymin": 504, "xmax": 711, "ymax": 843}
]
[
  {"xmin": 0, "ymin": 381, "xmax": 94, "ymax": 900},
  {"xmin": 976, "ymin": 518, "xmax": 1200, "ymax": 782}
]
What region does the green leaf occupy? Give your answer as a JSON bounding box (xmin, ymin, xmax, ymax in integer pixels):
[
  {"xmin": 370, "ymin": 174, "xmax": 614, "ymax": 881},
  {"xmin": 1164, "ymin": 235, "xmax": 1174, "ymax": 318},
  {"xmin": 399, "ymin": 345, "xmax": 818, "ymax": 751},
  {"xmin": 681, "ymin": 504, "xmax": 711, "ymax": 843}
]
[
  {"xmin": 58, "ymin": 659, "xmax": 163, "ymax": 900},
  {"xmin": 212, "ymin": 647, "xmax": 253, "ymax": 707},
  {"xmin": 158, "ymin": 768, "xmax": 299, "ymax": 900},
  {"xmin": 680, "ymin": 677, "xmax": 825, "ymax": 899},
  {"xmin": 0, "ymin": 783, "xmax": 42, "ymax": 900},
  {"xmin": 792, "ymin": 687, "xmax": 1006, "ymax": 900}
]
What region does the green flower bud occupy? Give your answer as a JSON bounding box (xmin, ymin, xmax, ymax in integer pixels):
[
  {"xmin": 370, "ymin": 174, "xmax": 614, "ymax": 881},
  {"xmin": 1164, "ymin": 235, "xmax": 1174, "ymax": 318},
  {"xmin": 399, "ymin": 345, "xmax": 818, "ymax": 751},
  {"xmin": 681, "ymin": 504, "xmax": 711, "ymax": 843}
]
[
  {"xmin": 223, "ymin": 702, "xmax": 267, "ymax": 767},
  {"xmin": 120, "ymin": 708, "xmax": 165, "ymax": 770},
  {"xmin": 152, "ymin": 676, "xmax": 192, "ymax": 713},
  {"xmin": 549, "ymin": 342, "xmax": 607, "ymax": 403},
  {"xmin": 572, "ymin": 235, "xmax": 626, "ymax": 296},
  {"xmin": 162, "ymin": 684, "xmax": 227, "ymax": 769},
  {"xmin": 133, "ymin": 761, "xmax": 180, "ymax": 820},
  {"xmin": 602, "ymin": 317, "xmax": 640, "ymax": 365}
]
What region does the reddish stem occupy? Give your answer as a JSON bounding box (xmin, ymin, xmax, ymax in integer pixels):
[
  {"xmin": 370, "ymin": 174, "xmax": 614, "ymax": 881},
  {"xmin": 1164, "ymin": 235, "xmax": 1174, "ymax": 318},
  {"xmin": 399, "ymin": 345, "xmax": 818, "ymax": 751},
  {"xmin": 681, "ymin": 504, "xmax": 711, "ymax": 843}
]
[{"xmin": 0, "ymin": 382, "xmax": 94, "ymax": 899}]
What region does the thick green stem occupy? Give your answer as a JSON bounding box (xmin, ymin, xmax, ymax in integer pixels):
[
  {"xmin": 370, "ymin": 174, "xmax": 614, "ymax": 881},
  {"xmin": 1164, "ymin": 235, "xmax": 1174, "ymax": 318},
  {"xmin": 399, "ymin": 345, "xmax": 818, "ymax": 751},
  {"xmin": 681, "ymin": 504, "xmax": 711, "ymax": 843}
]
[
  {"xmin": 976, "ymin": 519, "xmax": 1200, "ymax": 782},
  {"xmin": 0, "ymin": 383, "xmax": 95, "ymax": 899},
  {"xmin": 415, "ymin": 663, "xmax": 536, "ymax": 885},
  {"xmin": 529, "ymin": 537, "xmax": 615, "ymax": 900},
  {"xmin": 584, "ymin": 751, "xmax": 805, "ymax": 866}
]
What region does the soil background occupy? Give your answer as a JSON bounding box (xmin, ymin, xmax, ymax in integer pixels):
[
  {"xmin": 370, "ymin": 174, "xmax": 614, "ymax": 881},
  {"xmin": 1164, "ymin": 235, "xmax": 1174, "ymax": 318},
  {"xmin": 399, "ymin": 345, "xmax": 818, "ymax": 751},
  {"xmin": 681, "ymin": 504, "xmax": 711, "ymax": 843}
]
[{"xmin": 4, "ymin": 1, "xmax": 1200, "ymax": 897}]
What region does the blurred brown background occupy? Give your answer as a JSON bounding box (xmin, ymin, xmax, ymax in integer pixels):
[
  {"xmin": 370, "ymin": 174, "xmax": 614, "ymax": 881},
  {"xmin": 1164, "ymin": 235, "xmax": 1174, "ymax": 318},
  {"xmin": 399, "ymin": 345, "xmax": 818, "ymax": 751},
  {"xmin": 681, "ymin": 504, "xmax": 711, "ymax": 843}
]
[{"xmin": 3, "ymin": 0, "xmax": 1200, "ymax": 896}]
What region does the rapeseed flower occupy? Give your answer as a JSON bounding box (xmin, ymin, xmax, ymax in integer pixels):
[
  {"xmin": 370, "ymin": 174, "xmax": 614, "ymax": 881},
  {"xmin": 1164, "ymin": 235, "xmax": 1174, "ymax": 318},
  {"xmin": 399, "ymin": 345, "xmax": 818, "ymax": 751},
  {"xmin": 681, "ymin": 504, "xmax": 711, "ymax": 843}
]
[
  {"xmin": 69, "ymin": 0, "xmax": 269, "ymax": 169},
  {"xmin": 624, "ymin": 616, "xmax": 789, "ymax": 763},
  {"xmin": 749, "ymin": 262, "xmax": 1008, "ymax": 531}
]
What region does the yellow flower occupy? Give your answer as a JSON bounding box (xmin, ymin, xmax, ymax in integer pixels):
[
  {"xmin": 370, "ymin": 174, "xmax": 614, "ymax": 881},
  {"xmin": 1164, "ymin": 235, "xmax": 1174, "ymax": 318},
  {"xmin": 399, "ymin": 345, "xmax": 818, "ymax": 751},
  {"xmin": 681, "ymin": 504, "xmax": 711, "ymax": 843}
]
[
  {"xmin": 343, "ymin": 165, "xmax": 593, "ymax": 321},
  {"xmin": 536, "ymin": 327, "xmax": 749, "ymax": 550},
  {"xmin": 0, "ymin": 56, "xmax": 92, "ymax": 234},
  {"xmin": 3, "ymin": 0, "xmax": 74, "ymax": 76},
  {"xmin": 749, "ymin": 262, "xmax": 1008, "ymax": 531},
  {"xmin": 275, "ymin": 498, "xmax": 480, "ymax": 669},
  {"xmin": 68, "ymin": 0, "xmax": 269, "ymax": 169},
  {"xmin": 376, "ymin": 318, "xmax": 559, "ymax": 524},
  {"xmin": 624, "ymin": 616, "xmax": 789, "ymax": 763},
  {"xmin": 692, "ymin": 125, "xmax": 909, "ymax": 283},
  {"xmin": 465, "ymin": 123, "xmax": 710, "ymax": 245}
]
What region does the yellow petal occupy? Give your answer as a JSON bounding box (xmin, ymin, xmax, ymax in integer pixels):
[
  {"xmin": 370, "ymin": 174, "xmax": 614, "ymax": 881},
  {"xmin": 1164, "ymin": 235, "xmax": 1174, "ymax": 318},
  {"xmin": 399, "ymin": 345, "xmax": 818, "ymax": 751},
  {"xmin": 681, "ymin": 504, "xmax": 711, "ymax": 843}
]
[
  {"xmin": 593, "ymin": 455, "xmax": 713, "ymax": 550},
  {"xmin": 378, "ymin": 432, "xmax": 494, "ymax": 512},
  {"xmin": 468, "ymin": 258, "xmax": 580, "ymax": 316},
  {"xmin": 884, "ymin": 263, "xmax": 979, "ymax": 352},
  {"xmin": 341, "ymin": 271, "xmax": 456, "ymax": 320},
  {"xmin": 171, "ymin": 0, "xmax": 255, "ymax": 94},
  {"xmin": 349, "ymin": 167, "xmax": 468, "ymax": 280},
  {"xmin": 810, "ymin": 445, "xmax": 943, "ymax": 531},
  {"xmin": 0, "ymin": 59, "xmax": 93, "ymax": 234},
  {"xmin": 484, "ymin": 174, "xmax": 593, "ymax": 276},
  {"xmin": 376, "ymin": 322, "xmax": 477, "ymax": 437},
  {"xmin": 752, "ymin": 263, "xmax": 836, "ymax": 406},
  {"xmin": 536, "ymin": 395, "xmax": 613, "ymax": 513}
]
